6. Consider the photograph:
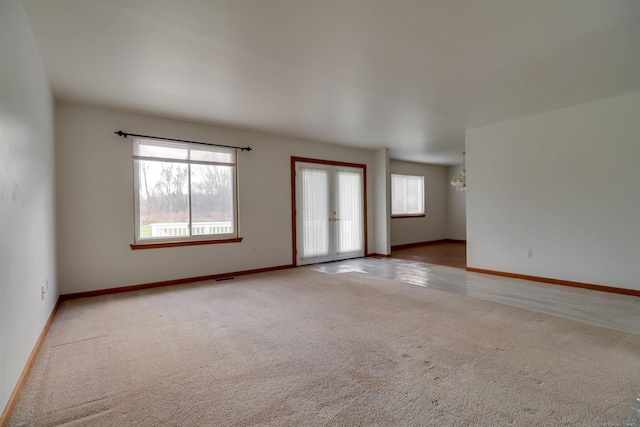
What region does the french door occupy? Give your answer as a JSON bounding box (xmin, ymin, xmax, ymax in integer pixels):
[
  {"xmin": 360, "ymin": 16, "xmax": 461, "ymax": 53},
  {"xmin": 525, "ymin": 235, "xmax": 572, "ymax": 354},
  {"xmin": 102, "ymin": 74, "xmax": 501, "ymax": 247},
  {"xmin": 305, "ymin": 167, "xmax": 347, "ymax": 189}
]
[{"xmin": 294, "ymin": 160, "xmax": 365, "ymax": 266}]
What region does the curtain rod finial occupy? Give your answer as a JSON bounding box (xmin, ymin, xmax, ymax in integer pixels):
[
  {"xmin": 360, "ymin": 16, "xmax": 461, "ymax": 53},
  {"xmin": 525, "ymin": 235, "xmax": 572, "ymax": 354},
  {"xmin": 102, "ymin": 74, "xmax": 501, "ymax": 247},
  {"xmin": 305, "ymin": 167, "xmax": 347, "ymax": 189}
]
[{"xmin": 115, "ymin": 130, "xmax": 127, "ymax": 138}]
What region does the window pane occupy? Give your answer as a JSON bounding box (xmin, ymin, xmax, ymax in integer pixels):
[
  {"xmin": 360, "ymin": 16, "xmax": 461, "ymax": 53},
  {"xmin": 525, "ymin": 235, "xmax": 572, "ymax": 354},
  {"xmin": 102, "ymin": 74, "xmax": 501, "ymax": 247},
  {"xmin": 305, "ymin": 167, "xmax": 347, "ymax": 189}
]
[
  {"xmin": 136, "ymin": 141, "xmax": 188, "ymax": 160},
  {"xmin": 191, "ymin": 164, "xmax": 234, "ymax": 235},
  {"xmin": 301, "ymin": 168, "xmax": 330, "ymax": 258},
  {"xmin": 190, "ymin": 149, "xmax": 234, "ymax": 164},
  {"xmin": 391, "ymin": 175, "xmax": 406, "ymax": 215},
  {"xmin": 134, "ymin": 139, "xmax": 239, "ymax": 243},
  {"xmin": 336, "ymin": 170, "xmax": 363, "ymax": 253},
  {"xmin": 391, "ymin": 174, "xmax": 424, "ymax": 215},
  {"xmin": 406, "ymin": 176, "xmax": 424, "ymax": 213},
  {"xmin": 138, "ymin": 160, "xmax": 189, "ymax": 238}
]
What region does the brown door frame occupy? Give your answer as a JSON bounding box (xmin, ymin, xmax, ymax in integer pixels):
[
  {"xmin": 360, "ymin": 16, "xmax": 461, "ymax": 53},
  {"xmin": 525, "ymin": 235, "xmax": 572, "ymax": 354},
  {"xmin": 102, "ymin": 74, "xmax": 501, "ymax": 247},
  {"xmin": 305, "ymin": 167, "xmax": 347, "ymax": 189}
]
[{"xmin": 291, "ymin": 156, "xmax": 368, "ymax": 266}]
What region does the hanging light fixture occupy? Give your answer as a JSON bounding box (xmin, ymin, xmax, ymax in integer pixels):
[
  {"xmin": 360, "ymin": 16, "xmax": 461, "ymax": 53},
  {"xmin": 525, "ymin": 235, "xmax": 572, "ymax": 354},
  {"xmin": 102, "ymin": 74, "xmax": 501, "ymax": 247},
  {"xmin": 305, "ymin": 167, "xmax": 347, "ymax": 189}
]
[{"xmin": 450, "ymin": 151, "xmax": 466, "ymax": 191}]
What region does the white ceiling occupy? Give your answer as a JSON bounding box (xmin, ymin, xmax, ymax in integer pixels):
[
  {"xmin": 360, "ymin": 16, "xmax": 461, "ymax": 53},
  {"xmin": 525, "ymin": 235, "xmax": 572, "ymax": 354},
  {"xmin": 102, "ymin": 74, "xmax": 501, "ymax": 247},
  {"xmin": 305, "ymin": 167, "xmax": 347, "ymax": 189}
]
[{"xmin": 22, "ymin": 0, "xmax": 640, "ymax": 164}]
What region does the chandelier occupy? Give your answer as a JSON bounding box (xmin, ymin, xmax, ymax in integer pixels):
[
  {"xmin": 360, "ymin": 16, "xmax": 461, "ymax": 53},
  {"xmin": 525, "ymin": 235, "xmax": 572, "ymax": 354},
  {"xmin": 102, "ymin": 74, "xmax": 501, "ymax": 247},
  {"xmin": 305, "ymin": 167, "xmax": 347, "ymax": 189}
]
[{"xmin": 450, "ymin": 151, "xmax": 466, "ymax": 191}]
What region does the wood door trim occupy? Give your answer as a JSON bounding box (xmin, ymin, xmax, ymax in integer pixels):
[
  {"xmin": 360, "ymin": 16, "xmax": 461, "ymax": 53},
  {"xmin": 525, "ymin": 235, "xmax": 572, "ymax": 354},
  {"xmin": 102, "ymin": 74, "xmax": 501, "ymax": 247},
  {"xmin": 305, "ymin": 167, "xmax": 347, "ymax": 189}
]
[{"xmin": 291, "ymin": 157, "xmax": 368, "ymax": 266}]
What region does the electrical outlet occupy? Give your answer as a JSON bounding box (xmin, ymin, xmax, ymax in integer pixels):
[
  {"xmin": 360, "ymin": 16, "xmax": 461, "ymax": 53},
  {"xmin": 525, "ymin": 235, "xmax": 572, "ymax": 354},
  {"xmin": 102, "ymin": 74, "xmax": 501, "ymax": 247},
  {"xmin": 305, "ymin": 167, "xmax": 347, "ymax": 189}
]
[
  {"xmin": 526, "ymin": 249, "xmax": 533, "ymax": 259},
  {"xmin": 46, "ymin": 279, "xmax": 49, "ymax": 292},
  {"xmin": 41, "ymin": 286, "xmax": 45, "ymax": 300}
]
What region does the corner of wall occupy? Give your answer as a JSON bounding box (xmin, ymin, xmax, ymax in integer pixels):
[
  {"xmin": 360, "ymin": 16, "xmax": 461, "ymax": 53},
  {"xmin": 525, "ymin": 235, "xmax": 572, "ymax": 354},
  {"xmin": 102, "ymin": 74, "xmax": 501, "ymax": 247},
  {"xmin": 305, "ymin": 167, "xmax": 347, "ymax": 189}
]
[{"xmin": 0, "ymin": 0, "xmax": 58, "ymax": 419}]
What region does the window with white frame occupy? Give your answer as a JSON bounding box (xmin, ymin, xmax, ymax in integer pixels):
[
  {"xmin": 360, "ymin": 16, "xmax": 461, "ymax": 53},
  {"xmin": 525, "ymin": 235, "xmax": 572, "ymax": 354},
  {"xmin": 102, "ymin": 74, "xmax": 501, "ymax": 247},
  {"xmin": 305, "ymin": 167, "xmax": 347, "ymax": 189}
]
[
  {"xmin": 391, "ymin": 174, "xmax": 424, "ymax": 217},
  {"xmin": 133, "ymin": 138, "xmax": 238, "ymax": 243}
]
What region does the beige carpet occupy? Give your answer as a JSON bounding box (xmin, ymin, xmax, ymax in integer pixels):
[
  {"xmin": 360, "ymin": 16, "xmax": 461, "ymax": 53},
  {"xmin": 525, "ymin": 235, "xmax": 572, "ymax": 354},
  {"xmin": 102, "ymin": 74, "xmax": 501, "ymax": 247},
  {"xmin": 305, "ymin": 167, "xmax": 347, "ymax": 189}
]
[{"xmin": 9, "ymin": 268, "xmax": 640, "ymax": 426}]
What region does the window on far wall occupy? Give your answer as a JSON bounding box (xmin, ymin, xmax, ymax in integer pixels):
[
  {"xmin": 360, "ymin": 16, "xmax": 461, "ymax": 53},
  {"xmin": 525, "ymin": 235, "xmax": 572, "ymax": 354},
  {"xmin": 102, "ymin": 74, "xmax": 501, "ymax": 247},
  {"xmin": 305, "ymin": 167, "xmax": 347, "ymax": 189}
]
[
  {"xmin": 133, "ymin": 138, "xmax": 238, "ymax": 244},
  {"xmin": 391, "ymin": 174, "xmax": 424, "ymax": 217}
]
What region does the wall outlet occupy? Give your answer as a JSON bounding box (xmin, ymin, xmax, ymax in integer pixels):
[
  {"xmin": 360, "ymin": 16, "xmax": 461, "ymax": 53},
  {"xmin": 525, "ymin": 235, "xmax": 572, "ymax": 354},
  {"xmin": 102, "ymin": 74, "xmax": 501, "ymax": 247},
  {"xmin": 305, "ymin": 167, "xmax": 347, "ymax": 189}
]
[
  {"xmin": 46, "ymin": 279, "xmax": 49, "ymax": 292},
  {"xmin": 526, "ymin": 249, "xmax": 533, "ymax": 259},
  {"xmin": 41, "ymin": 286, "xmax": 45, "ymax": 300}
]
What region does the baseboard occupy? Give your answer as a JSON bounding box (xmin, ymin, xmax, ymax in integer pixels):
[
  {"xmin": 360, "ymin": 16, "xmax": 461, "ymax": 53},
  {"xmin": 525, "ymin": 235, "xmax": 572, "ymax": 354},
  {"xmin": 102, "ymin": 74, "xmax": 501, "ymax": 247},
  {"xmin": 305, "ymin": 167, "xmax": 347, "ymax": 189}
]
[
  {"xmin": 61, "ymin": 264, "xmax": 296, "ymax": 300},
  {"xmin": 0, "ymin": 297, "xmax": 61, "ymax": 427},
  {"xmin": 391, "ymin": 239, "xmax": 466, "ymax": 251},
  {"xmin": 466, "ymin": 267, "xmax": 640, "ymax": 298}
]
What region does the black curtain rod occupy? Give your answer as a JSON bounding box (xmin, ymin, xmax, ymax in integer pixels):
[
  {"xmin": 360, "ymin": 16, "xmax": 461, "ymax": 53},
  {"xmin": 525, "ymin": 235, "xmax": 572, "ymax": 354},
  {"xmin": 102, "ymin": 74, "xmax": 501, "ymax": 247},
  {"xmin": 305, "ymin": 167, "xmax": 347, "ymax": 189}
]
[{"xmin": 114, "ymin": 130, "xmax": 252, "ymax": 151}]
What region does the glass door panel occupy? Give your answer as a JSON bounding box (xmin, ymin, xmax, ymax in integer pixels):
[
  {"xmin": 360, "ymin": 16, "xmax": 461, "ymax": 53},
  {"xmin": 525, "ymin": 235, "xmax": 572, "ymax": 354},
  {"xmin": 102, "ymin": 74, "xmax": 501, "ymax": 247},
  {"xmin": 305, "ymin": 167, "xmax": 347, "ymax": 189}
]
[
  {"xmin": 297, "ymin": 164, "xmax": 332, "ymax": 265},
  {"xmin": 335, "ymin": 169, "xmax": 364, "ymax": 259},
  {"xmin": 295, "ymin": 162, "xmax": 365, "ymax": 265}
]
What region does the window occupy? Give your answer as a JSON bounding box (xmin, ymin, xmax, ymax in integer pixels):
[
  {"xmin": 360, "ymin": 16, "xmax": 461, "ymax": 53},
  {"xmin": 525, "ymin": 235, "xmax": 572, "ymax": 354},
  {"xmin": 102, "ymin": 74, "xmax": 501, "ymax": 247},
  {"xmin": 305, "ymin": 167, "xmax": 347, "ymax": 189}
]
[
  {"xmin": 133, "ymin": 138, "xmax": 238, "ymax": 245},
  {"xmin": 391, "ymin": 174, "xmax": 424, "ymax": 217}
]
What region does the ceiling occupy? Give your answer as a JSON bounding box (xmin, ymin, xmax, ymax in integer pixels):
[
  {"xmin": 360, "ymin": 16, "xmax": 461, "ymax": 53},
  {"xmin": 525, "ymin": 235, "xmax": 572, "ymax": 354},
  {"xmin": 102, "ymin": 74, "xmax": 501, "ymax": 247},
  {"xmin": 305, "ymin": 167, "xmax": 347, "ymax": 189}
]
[{"xmin": 22, "ymin": 0, "xmax": 640, "ymax": 165}]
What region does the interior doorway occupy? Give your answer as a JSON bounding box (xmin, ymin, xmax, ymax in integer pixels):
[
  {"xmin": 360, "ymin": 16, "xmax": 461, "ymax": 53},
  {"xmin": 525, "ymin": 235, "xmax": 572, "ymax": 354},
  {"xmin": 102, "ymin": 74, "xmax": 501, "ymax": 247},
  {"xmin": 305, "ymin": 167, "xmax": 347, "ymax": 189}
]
[{"xmin": 292, "ymin": 157, "xmax": 367, "ymax": 266}]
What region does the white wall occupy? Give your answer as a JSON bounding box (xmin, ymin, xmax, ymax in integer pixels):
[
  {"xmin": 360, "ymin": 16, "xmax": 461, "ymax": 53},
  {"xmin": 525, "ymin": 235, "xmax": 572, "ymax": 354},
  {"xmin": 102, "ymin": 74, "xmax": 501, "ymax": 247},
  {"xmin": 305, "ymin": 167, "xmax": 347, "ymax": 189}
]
[
  {"xmin": 0, "ymin": 0, "xmax": 57, "ymax": 415},
  {"xmin": 373, "ymin": 148, "xmax": 390, "ymax": 255},
  {"xmin": 56, "ymin": 102, "xmax": 379, "ymax": 294},
  {"xmin": 389, "ymin": 160, "xmax": 447, "ymax": 247},
  {"xmin": 445, "ymin": 165, "xmax": 466, "ymax": 240},
  {"xmin": 467, "ymin": 92, "xmax": 640, "ymax": 290}
]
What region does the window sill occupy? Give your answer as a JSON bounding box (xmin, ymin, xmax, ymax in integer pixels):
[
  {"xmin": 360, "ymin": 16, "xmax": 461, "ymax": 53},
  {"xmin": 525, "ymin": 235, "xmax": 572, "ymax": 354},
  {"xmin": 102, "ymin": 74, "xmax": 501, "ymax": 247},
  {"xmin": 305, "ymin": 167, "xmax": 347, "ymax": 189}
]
[
  {"xmin": 391, "ymin": 214, "xmax": 426, "ymax": 219},
  {"xmin": 131, "ymin": 237, "xmax": 243, "ymax": 250}
]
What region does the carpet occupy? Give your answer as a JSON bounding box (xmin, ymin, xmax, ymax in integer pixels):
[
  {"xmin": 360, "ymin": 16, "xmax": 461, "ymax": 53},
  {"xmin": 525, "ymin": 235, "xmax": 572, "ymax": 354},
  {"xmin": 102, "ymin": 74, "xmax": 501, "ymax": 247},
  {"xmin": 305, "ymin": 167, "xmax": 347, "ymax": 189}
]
[{"xmin": 9, "ymin": 267, "xmax": 640, "ymax": 426}]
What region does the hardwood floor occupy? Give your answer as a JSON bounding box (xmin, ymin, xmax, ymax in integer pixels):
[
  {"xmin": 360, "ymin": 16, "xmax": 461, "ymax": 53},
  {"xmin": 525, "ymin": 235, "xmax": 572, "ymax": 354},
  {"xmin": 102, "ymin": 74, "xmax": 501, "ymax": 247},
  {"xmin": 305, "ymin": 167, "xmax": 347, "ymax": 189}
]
[
  {"xmin": 391, "ymin": 241, "xmax": 466, "ymax": 269},
  {"xmin": 312, "ymin": 257, "xmax": 640, "ymax": 336}
]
